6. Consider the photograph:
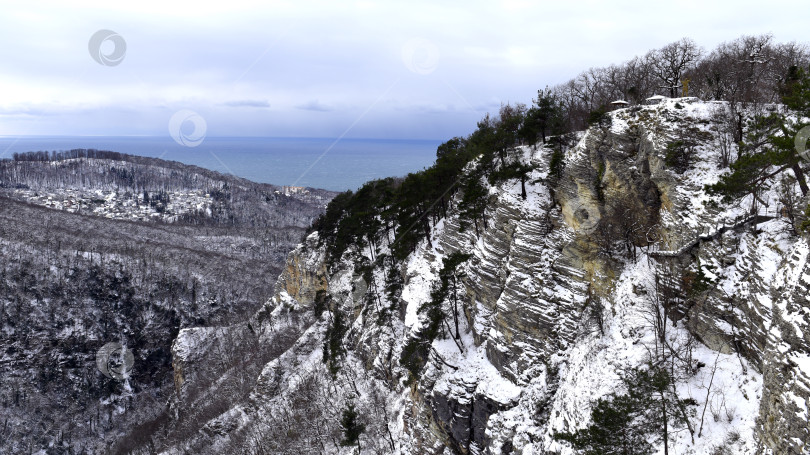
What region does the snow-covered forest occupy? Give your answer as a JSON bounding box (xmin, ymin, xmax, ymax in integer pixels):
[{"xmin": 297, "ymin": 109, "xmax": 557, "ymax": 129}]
[{"xmin": 0, "ymin": 153, "xmax": 335, "ymax": 453}]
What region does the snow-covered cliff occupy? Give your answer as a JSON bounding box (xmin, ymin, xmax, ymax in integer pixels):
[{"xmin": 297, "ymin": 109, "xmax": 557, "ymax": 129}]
[{"xmin": 161, "ymin": 99, "xmax": 810, "ymax": 455}]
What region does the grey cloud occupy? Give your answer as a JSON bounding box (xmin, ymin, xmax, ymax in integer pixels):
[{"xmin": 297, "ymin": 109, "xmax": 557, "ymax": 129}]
[
  {"xmin": 221, "ymin": 100, "xmax": 271, "ymax": 108},
  {"xmin": 296, "ymin": 101, "xmax": 335, "ymax": 112}
]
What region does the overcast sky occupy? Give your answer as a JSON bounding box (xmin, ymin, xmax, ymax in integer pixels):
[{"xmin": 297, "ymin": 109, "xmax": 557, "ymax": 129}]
[{"xmin": 0, "ymin": 0, "xmax": 807, "ymax": 140}]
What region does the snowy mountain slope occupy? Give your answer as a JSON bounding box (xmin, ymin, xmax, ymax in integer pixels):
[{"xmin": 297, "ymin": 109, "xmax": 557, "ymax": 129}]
[
  {"xmin": 154, "ymin": 99, "xmax": 809, "ymax": 454},
  {"xmin": 0, "ymin": 152, "xmax": 334, "ymax": 454}
]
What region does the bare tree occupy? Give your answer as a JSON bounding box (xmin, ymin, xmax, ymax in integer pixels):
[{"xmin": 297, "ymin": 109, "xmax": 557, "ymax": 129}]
[
  {"xmin": 647, "ymin": 38, "xmax": 703, "ymax": 97},
  {"xmin": 776, "ymin": 175, "xmax": 801, "ymax": 235},
  {"xmin": 710, "ymin": 104, "xmax": 738, "ymax": 168},
  {"xmin": 591, "ymin": 191, "xmax": 657, "ymax": 260}
]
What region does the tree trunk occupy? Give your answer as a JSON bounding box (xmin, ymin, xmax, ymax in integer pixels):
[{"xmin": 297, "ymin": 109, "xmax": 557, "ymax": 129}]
[
  {"xmin": 662, "ymin": 396, "xmax": 669, "ymax": 455},
  {"xmin": 423, "ymin": 218, "xmax": 432, "ymax": 248},
  {"xmin": 520, "ymin": 176, "xmax": 527, "ymax": 200},
  {"xmin": 452, "ymin": 277, "xmax": 460, "ymax": 339},
  {"xmin": 672, "ymin": 378, "xmax": 696, "ymax": 443},
  {"xmin": 791, "ymin": 162, "xmax": 809, "ymax": 196}
]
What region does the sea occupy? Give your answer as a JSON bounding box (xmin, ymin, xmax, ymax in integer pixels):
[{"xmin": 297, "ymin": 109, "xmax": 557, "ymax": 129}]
[{"xmin": 0, "ymin": 136, "xmax": 443, "ymax": 192}]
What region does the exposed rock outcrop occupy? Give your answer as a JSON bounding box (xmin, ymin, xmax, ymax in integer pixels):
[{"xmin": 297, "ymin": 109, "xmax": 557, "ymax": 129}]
[{"xmin": 162, "ymin": 99, "xmax": 809, "ymax": 454}]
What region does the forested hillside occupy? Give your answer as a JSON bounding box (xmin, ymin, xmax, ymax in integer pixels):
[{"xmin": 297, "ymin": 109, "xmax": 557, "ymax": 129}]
[
  {"xmin": 0, "ymin": 149, "xmax": 331, "ymax": 226},
  {"xmin": 0, "ymin": 153, "xmax": 335, "ymax": 453}
]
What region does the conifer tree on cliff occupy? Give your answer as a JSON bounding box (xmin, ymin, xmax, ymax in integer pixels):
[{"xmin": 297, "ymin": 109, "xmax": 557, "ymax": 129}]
[{"xmin": 708, "ymin": 65, "xmax": 810, "ymax": 203}]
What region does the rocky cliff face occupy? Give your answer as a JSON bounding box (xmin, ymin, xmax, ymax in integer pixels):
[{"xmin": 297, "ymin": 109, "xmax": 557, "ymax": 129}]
[{"xmin": 160, "ymin": 99, "xmax": 809, "ymax": 455}]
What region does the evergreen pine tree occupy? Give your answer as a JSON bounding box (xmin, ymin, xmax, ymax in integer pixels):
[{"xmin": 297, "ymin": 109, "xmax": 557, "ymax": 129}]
[
  {"xmin": 458, "ymin": 170, "xmax": 489, "ymax": 236},
  {"xmin": 708, "ymin": 66, "xmax": 810, "ymax": 201},
  {"xmin": 340, "ymin": 402, "xmax": 366, "ymax": 452},
  {"xmin": 521, "ymin": 88, "xmax": 564, "ymax": 145},
  {"xmin": 439, "ymin": 252, "xmax": 471, "ymax": 339},
  {"xmin": 323, "ymin": 308, "xmax": 348, "ymax": 376},
  {"xmin": 554, "ymin": 365, "xmax": 696, "ymax": 455}
]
